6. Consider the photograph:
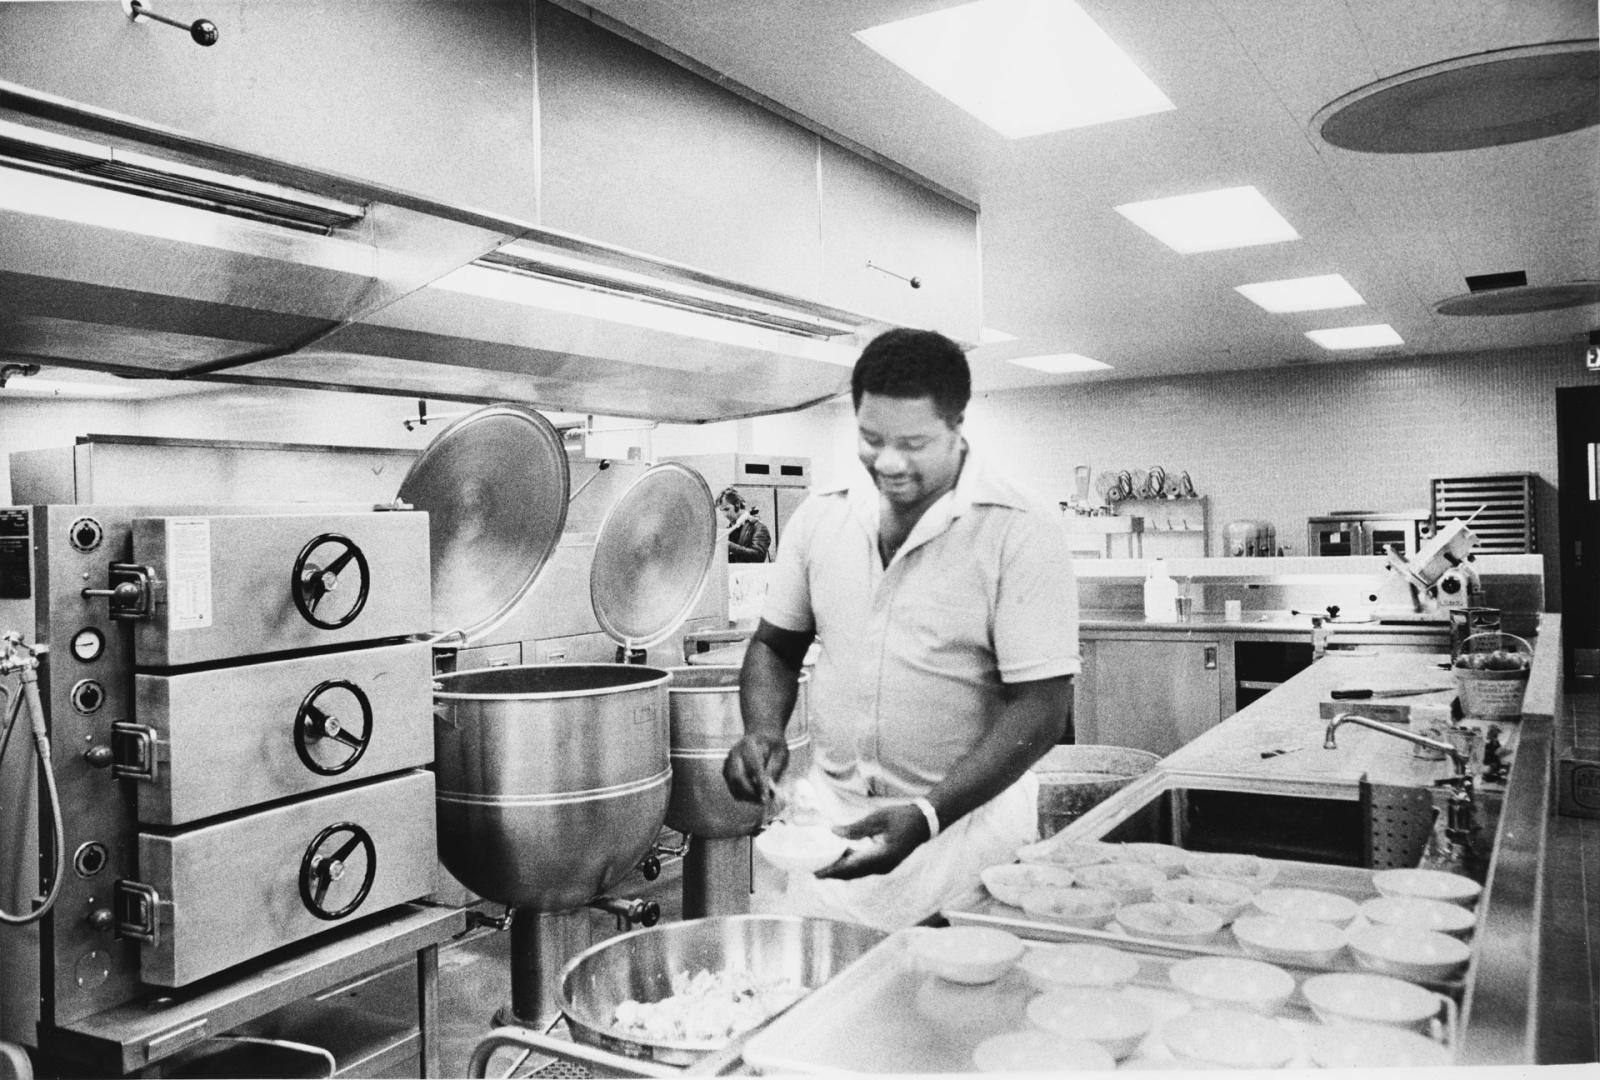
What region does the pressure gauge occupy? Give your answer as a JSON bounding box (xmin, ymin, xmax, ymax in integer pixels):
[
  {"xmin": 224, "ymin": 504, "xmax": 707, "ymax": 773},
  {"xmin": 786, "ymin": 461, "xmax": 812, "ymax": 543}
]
[{"xmin": 71, "ymin": 627, "xmax": 105, "ymax": 663}]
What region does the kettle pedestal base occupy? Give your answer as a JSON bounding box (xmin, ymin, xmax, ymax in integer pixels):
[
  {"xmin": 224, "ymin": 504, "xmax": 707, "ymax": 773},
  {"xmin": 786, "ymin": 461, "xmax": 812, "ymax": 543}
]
[
  {"xmin": 682, "ymin": 836, "xmax": 752, "ymax": 919},
  {"xmin": 504, "ymin": 908, "xmax": 594, "ymax": 1030}
]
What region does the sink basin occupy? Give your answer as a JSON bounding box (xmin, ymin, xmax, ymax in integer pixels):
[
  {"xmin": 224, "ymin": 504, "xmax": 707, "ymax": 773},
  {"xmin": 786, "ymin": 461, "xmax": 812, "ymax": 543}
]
[{"xmin": 1091, "ymin": 784, "xmax": 1502, "ymax": 881}]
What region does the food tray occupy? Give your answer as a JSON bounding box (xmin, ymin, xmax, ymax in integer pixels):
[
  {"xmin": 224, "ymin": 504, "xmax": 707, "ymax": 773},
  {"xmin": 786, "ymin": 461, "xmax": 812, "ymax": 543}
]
[
  {"xmin": 740, "ymin": 930, "xmax": 1455, "ymax": 1074},
  {"xmin": 946, "ymin": 857, "xmax": 1470, "ymax": 992}
]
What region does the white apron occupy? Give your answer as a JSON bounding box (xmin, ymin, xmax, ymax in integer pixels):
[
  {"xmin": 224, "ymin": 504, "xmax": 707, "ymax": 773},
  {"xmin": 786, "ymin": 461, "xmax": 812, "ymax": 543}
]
[{"xmin": 770, "ymin": 765, "xmax": 1038, "ymax": 931}]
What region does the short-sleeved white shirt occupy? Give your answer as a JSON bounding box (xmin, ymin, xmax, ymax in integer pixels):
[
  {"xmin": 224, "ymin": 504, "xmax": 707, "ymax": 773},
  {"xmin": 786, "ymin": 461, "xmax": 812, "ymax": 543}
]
[{"xmin": 762, "ymin": 444, "xmax": 1080, "ymax": 800}]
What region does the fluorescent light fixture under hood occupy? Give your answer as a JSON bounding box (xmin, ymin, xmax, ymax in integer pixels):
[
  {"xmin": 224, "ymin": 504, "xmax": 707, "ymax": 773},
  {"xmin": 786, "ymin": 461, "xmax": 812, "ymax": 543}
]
[
  {"xmin": 1305, "ymin": 324, "xmax": 1403, "ymax": 350},
  {"xmin": 1237, "ymin": 274, "xmax": 1365, "ymax": 313},
  {"xmin": 855, "ymin": 0, "xmax": 1174, "ymax": 138},
  {"xmin": 1116, "ymin": 185, "xmax": 1300, "ymax": 253},
  {"xmin": 1007, "ymin": 353, "xmax": 1111, "ymax": 373}
]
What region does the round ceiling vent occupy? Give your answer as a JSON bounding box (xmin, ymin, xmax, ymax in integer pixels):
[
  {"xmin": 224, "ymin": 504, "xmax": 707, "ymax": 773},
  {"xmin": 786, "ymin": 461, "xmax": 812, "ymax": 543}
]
[
  {"xmin": 1313, "ymin": 40, "xmax": 1598, "ymax": 154},
  {"xmin": 1434, "ymin": 281, "xmax": 1600, "ymax": 317}
]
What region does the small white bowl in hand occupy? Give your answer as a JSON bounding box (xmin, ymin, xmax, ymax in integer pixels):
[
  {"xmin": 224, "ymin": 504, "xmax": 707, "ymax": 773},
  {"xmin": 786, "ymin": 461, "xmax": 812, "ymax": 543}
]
[
  {"xmin": 1026, "ymin": 988, "xmax": 1154, "ymax": 1061},
  {"xmin": 980, "ymin": 862, "xmax": 1077, "ymax": 908},
  {"xmin": 1018, "ymin": 887, "xmax": 1119, "ymax": 929},
  {"xmin": 1359, "ymin": 895, "xmax": 1477, "ymax": 937},
  {"xmin": 972, "ymin": 1030, "xmax": 1116, "ymax": 1073},
  {"xmin": 906, "ymin": 926, "xmax": 1025, "ymax": 985},
  {"xmin": 1072, "ymin": 862, "xmax": 1169, "ymax": 905},
  {"xmin": 1167, "ymin": 956, "xmax": 1294, "ymax": 1015},
  {"xmin": 1159, "ymin": 1009, "xmax": 1299, "ymax": 1070},
  {"xmin": 1231, "ymin": 914, "xmax": 1346, "ymax": 967},
  {"xmin": 1017, "ymin": 943, "xmax": 1140, "ymax": 991},
  {"xmin": 753, "ymin": 823, "xmax": 847, "ymax": 873},
  {"xmin": 1251, "ymin": 886, "xmax": 1360, "ymax": 928},
  {"xmin": 1347, "ymin": 923, "xmax": 1470, "ymax": 982},
  {"xmin": 1306, "ymin": 1021, "xmax": 1452, "ymax": 1067},
  {"xmin": 1115, "ymin": 901, "xmax": 1225, "ymax": 945},
  {"xmin": 1301, "ymin": 971, "xmax": 1445, "ymax": 1030},
  {"xmin": 1372, "ymin": 867, "xmax": 1482, "ymax": 906},
  {"xmin": 1151, "ymin": 876, "xmax": 1254, "ymax": 923}
]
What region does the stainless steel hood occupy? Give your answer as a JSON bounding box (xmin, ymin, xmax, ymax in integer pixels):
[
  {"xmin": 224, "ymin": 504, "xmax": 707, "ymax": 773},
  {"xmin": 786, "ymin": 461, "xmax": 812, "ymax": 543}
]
[{"xmin": 0, "ymin": 82, "xmax": 872, "ymax": 423}]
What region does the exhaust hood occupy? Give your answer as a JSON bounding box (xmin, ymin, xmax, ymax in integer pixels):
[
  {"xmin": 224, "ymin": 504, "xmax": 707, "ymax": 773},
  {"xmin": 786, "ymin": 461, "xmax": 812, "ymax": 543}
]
[{"xmin": 0, "ymin": 81, "xmax": 874, "ymax": 423}]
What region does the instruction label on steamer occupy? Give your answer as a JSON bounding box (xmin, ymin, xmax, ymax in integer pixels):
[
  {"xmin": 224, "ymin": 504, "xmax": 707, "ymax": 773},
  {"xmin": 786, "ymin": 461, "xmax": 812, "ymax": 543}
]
[{"xmin": 165, "ymin": 518, "xmax": 213, "ymax": 629}]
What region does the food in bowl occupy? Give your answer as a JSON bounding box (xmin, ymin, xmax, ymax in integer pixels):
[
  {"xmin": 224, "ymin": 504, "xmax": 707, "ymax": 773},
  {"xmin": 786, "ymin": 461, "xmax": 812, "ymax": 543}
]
[
  {"xmin": 1251, "ymin": 886, "xmax": 1360, "ymax": 927},
  {"xmin": 1112, "ymin": 842, "xmax": 1189, "ymax": 877},
  {"xmin": 972, "ymin": 1030, "xmax": 1116, "ymax": 1073},
  {"xmin": 612, "ymin": 969, "xmax": 806, "ymax": 1042},
  {"xmin": 1306, "ymin": 1021, "xmax": 1452, "ymax": 1067},
  {"xmin": 753, "ymin": 823, "xmax": 848, "ymax": 873},
  {"xmin": 1071, "ymin": 862, "xmax": 1168, "ymax": 904},
  {"xmin": 1372, "ymin": 867, "xmax": 1482, "ymax": 906},
  {"xmin": 1115, "ymin": 901, "xmax": 1225, "ymax": 944},
  {"xmin": 1017, "ymin": 943, "xmax": 1140, "ymax": 990},
  {"xmin": 1301, "ymin": 971, "xmax": 1444, "ymax": 1030},
  {"xmin": 1018, "ymin": 887, "xmax": 1119, "ymax": 929},
  {"xmin": 907, "ymin": 926, "xmax": 1025, "ymax": 984},
  {"xmin": 1347, "ymin": 924, "xmax": 1470, "ymax": 981},
  {"xmin": 1359, "ymin": 895, "xmax": 1477, "ymax": 937},
  {"xmin": 1150, "ymin": 876, "xmax": 1254, "ymax": 923},
  {"xmin": 1015, "ymin": 838, "xmax": 1120, "ymax": 869},
  {"xmin": 1230, "ymin": 914, "xmax": 1346, "ymax": 967},
  {"xmin": 1026, "ymin": 988, "xmax": 1154, "ymax": 1060},
  {"xmin": 980, "ymin": 862, "xmax": 1077, "ymax": 908},
  {"xmin": 1159, "ymin": 1009, "xmax": 1299, "ymax": 1070},
  {"xmin": 1182, "ymin": 851, "xmax": 1279, "ymax": 890},
  {"xmin": 1167, "ymin": 956, "xmax": 1294, "ymax": 1015}
]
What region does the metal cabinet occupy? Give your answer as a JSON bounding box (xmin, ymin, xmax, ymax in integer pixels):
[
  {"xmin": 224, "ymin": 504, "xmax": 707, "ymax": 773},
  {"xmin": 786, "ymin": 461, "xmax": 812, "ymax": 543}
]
[{"xmin": 1076, "ymin": 637, "xmax": 1225, "ymax": 757}]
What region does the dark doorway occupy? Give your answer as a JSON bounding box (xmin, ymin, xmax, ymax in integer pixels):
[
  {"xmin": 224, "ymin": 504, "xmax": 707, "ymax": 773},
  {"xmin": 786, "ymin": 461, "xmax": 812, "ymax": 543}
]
[{"xmin": 1556, "ymin": 386, "xmax": 1600, "ymax": 679}]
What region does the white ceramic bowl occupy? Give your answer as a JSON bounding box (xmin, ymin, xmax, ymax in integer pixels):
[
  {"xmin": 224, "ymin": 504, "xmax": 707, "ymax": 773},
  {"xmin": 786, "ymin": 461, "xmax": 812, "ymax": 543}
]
[
  {"xmin": 1114, "ymin": 901, "xmax": 1225, "ymax": 945},
  {"xmin": 1026, "ymin": 988, "xmax": 1153, "ymax": 1061},
  {"xmin": 1167, "ymin": 956, "xmax": 1295, "ymax": 1015},
  {"xmin": 1071, "ymin": 862, "xmax": 1169, "ymax": 905},
  {"xmin": 1306, "ymin": 1021, "xmax": 1452, "ymax": 1068},
  {"xmin": 752, "ymin": 823, "xmax": 848, "ymax": 873},
  {"xmin": 972, "ymin": 1030, "xmax": 1116, "ymax": 1073},
  {"xmin": 1017, "ymin": 943, "xmax": 1140, "ymax": 991},
  {"xmin": 906, "ymin": 926, "xmax": 1025, "ymax": 985},
  {"xmin": 1112, "ymin": 842, "xmax": 1189, "ymax": 877},
  {"xmin": 1251, "ymin": 886, "xmax": 1360, "ymax": 928},
  {"xmin": 1181, "ymin": 851, "xmax": 1279, "ymax": 891},
  {"xmin": 1150, "ymin": 876, "xmax": 1254, "ymax": 923},
  {"xmin": 1018, "ymin": 887, "xmax": 1119, "ymax": 929},
  {"xmin": 1347, "ymin": 923, "xmax": 1471, "ymax": 982},
  {"xmin": 1360, "ymin": 895, "xmax": 1478, "ymax": 938},
  {"xmin": 1159, "ymin": 1009, "xmax": 1299, "ymax": 1070},
  {"xmin": 1015, "ymin": 839, "xmax": 1120, "ymax": 869},
  {"xmin": 1372, "ymin": 867, "xmax": 1482, "ymax": 906},
  {"xmin": 1230, "ymin": 914, "xmax": 1346, "ymax": 967},
  {"xmin": 1301, "ymin": 971, "xmax": 1445, "ymax": 1030},
  {"xmin": 979, "ymin": 862, "xmax": 1077, "ymax": 908}
]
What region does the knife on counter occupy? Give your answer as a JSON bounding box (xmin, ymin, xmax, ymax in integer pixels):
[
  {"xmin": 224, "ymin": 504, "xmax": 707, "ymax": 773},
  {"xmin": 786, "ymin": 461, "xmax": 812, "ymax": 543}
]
[{"xmin": 1329, "ymin": 686, "xmax": 1454, "ymax": 700}]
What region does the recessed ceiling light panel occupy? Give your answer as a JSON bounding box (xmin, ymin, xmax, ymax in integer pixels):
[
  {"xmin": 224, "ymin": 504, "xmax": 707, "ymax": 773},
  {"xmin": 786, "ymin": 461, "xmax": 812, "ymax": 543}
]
[
  {"xmin": 1305, "ymin": 324, "xmax": 1403, "ymax": 350},
  {"xmin": 855, "ymin": 0, "xmax": 1174, "ymax": 139},
  {"xmin": 1007, "ymin": 353, "xmax": 1111, "ymax": 373},
  {"xmin": 1115, "ymin": 186, "xmax": 1300, "ymax": 253},
  {"xmin": 1236, "ymin": 274, "xmax": 1365, "ymax": 312},
  {"xmin": 979, "ymin": 327, "xmax": 1018, "ymax": 344}
]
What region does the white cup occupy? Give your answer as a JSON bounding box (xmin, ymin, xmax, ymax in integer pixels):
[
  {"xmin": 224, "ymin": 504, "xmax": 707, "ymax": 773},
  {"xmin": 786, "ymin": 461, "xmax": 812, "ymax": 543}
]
[{"xmin": 1224, "ymin": 600, "xmax": 1243, "ymax": 621}]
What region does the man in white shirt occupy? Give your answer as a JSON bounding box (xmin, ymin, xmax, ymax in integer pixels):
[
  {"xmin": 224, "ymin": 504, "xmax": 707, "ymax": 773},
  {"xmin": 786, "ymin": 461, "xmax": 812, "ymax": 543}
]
[{"xmin": 723, "ymin": 327, "xmax": 1080, "ymax": 929}]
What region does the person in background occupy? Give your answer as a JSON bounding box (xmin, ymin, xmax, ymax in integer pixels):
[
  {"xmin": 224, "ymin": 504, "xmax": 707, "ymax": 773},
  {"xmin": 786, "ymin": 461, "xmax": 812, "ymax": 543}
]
[
  {"xmin": 718, "ymin": 487, "xmax": 772, "ymax": 563},
  {"xmin": 722, "ymin": 327, "xmax": 1079, "ymax": 930}
]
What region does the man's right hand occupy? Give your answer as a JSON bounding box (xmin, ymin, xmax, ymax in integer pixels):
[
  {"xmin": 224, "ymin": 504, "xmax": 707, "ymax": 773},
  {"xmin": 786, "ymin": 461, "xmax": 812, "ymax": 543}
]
[{"xmin": 723, "ymin": 732, "xmax": 789, "ymax": 803}]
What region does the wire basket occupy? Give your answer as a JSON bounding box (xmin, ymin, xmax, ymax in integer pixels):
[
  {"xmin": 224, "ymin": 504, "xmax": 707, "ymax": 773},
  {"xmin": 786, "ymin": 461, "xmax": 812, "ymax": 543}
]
[{"xmin": 1451, "ymin": 632, "xmax": 1532, "ymax": 719}]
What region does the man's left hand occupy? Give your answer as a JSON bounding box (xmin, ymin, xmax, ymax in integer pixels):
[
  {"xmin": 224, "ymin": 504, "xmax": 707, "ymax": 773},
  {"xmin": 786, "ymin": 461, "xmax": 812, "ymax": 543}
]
[{"xmin": 813, "ymin": 804, "xmax": 930, "ymax": 880}]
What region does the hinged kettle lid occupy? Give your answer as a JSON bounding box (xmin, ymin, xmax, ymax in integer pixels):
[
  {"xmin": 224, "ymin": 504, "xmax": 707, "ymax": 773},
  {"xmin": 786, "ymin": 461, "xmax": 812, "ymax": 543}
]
[{"xmin": 397, "ymin": 403, "xmax": 571, "ymax": 642}]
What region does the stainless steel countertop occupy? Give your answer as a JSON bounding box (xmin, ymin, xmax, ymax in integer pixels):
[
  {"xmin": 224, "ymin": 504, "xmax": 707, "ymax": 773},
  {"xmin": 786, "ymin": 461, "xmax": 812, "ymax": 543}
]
[{"xmin": 1080, "ymin": 608, "xmax": 1453, "ymax": 638}]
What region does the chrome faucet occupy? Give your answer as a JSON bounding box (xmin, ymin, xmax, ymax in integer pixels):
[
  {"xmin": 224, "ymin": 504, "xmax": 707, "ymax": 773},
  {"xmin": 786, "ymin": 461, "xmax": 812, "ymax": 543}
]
[{"xmin": 1326, "ymin": 711, "xmax": 1478, "ymax": 857}]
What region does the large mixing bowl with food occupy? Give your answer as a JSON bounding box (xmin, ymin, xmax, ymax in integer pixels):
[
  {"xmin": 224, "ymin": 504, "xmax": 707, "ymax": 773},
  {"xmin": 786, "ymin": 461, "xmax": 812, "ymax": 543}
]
[{"xmin": 559, "ymin": 914, "xmax": 885, "ymax": 1066}]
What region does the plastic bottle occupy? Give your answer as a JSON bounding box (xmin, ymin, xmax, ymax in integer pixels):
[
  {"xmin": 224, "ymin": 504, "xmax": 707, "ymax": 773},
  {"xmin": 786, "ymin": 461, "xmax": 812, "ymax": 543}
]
[{"xmin": 1143, "ymin": 559, "xmax": 1179, "ymax": 621}]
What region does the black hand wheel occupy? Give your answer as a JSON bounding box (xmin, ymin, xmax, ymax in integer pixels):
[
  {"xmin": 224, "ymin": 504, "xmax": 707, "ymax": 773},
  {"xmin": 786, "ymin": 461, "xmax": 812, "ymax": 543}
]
[
  {"xmin": 299, "ymin": 822, "xmax": 377, "ymax": 921},
  {"xmin": 293, "ymin": 679, "xmax": 373, "ymax": 776},
  {"xmin": 291, "ymin": 533, "xmax": 371, "ymax": 630}
]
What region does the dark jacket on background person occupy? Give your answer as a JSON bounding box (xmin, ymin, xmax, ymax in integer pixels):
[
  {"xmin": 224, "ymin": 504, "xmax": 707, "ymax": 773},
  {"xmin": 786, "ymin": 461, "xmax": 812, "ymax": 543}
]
[{"xmin": 729, "ymin": 514, "xmax": 772, "ymax": 562}]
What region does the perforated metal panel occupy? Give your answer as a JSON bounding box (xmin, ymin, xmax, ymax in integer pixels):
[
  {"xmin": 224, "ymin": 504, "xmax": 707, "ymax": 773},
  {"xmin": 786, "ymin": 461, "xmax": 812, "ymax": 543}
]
[{"xmin": 1361, "ymin": 778, "xmax": 1437, "ymax": 870}]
